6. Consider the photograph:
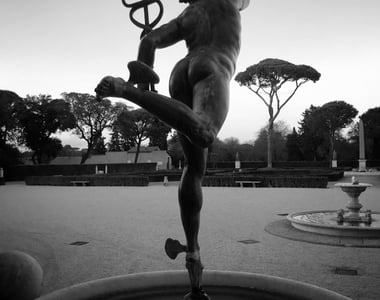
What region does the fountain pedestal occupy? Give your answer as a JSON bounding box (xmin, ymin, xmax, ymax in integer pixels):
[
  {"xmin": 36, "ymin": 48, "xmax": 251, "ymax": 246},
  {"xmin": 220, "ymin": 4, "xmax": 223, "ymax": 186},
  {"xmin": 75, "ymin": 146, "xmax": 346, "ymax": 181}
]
[{"xmin": 335, "ymin": 181, "xmax": 372, "ymax": 223}]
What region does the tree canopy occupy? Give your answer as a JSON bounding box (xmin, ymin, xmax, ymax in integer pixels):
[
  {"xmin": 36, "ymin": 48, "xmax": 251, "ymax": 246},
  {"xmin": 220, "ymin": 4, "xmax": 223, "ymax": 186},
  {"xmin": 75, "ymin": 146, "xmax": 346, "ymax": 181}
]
[
  {"xmin": 298, "ymin": 101, "xmax": 358, "ymax": 160},
  {"xmin": 63, "ymin": 93, "xmax": 124, "ymax": 163},
  {"xmin": 361, "ymin": 107, "xmax": 380, "ymax": 159},
  {"xmin": 117, "ymin": 109, "xmax": 152, "ymax": 163},
  {"xmin": 0, "ymin": 90, "xmax": 23, "ymax": 146},
  {"xmin": 17, "ymin": 95, "xmax": 76, "ymax": 164},
  {"xmin": 235, "ymin": 58, "xmax": 321, "ymax": 90}
]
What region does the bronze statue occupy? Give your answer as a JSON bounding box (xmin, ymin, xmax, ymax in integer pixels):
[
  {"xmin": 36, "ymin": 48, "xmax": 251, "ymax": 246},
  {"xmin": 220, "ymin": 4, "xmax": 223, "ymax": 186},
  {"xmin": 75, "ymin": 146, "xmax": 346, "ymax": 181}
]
[{"xmin": 95, "ymin": 0, "xmax": 250, "ymax": 298}]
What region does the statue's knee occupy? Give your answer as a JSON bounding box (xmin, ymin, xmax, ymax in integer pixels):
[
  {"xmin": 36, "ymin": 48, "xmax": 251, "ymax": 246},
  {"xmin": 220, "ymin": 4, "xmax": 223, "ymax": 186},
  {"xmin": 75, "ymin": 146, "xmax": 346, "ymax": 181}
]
[{"xmin": 193, "ymin": 129, "xmax": 215, "ymax": 148}]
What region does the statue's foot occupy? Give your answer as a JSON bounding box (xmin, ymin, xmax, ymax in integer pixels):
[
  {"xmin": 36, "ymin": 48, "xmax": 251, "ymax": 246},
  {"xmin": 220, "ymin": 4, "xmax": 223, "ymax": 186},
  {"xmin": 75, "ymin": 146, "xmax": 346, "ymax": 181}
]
[
  {"xmin": 127, "ymin": 61, "xmax": 160, "ymax": 85},
  {"xmin": 184, "ymin": 288, "xmax": 211, "ymax": 300},
  {"xmin": 165, "ymin": 238, "xmax": 187, "ymax": 260},
  {"xmin": 95, "ymin": 76, "xmax": 130, "ymax": 100}
]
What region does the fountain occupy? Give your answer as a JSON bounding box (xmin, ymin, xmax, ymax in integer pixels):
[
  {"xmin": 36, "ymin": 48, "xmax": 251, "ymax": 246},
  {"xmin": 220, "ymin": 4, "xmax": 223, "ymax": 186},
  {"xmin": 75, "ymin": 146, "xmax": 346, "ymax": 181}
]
[{"xmin": 288, "ymin": 177, "xmax": 380, "ymax": 238}]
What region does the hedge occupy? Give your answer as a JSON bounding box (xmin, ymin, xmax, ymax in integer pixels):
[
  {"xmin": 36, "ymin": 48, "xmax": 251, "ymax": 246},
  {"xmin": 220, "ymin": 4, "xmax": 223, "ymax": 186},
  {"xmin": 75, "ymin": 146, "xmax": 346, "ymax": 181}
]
[
  {"xmin": 25, "ymin": 175, "xmax": 149, "ymax": 186},
  {"xmin": 207, "ymin": 160, "xmax": 380, "ymax": 169},
  {"xmin": 202, "ymin": 175, "xmax": 328, "ymax": 188},
  {"xmin": 5, "ymin": 163, "xmax": 157, "ymax": 181},
  {"xmin": 211, "ymin": 168, "xmax": 343, "ymax": 182},
  {"xmin": 207, "ymin": 161, "xmax": 330, "ymax": 169}
]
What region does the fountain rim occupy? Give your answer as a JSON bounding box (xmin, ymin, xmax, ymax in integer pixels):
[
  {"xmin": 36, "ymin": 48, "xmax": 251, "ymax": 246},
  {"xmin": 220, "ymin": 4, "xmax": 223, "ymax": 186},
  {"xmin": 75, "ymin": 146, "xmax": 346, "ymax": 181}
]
[
  {"xmin": 36, "ymin": 270, "xmax": 350, "ymax": 300},
  {"xmin": 287, "ymin": 210, "xmax": 380, "ymax": 231},
  {"xmin": 334, "ymin": 182, "xmax": 373, "ymax": 188}
]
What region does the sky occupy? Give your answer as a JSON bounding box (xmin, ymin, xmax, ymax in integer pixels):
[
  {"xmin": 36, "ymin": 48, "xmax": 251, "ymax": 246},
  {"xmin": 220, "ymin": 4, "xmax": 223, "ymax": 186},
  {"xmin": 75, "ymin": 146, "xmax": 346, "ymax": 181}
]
[{"xmin": 1, "ymin": 0, "xmax": 380, "ymax": 149}]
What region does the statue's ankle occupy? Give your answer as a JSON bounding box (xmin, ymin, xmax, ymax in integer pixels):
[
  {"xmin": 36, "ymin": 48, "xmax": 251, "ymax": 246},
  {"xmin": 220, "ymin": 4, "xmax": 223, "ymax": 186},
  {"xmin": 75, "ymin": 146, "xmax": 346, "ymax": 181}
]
[{"xmin": 186, "ymin": 251, "xmax": 200, "ymax": 262}]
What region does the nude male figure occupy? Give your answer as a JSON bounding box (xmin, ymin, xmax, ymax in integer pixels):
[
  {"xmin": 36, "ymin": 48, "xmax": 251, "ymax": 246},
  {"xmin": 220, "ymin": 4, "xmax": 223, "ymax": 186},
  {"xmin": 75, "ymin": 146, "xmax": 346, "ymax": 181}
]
[{"xmin": 95, "ymin": 0, "xmax": 249, "ymax": 298}]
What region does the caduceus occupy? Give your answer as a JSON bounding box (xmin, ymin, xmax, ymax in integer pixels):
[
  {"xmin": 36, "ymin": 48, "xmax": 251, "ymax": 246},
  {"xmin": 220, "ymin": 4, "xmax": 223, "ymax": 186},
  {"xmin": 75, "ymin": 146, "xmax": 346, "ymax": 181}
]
[
  {"xmin": 122, "ymin": 0, "xmax": 164, "ymax": 37},
  {"xmin": 104, "ymin": 0, "xmax": 163, "ymax": 95}
]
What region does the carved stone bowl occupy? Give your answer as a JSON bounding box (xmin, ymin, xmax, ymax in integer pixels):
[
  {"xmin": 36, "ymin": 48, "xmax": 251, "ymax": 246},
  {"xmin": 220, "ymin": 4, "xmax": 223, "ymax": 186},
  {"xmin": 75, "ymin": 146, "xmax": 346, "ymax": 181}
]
[{"xmin": 37, "ymin": 270, "xmax": 350, "ymax": 300}]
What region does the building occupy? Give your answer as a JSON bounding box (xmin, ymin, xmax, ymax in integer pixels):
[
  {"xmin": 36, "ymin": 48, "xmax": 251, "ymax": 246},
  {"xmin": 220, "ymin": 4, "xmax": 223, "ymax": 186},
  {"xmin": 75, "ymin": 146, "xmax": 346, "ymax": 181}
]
[{"xmin": 49, "ymin": 146, "xmax": 172, "ymax": 170}]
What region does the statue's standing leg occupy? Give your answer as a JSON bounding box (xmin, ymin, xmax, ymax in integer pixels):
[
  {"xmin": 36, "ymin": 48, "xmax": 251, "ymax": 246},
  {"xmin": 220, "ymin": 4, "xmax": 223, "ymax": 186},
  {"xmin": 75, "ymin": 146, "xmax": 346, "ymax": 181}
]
[{"xmin": 178, "ymin": 135, "xmax": 210, "ymax": 300}]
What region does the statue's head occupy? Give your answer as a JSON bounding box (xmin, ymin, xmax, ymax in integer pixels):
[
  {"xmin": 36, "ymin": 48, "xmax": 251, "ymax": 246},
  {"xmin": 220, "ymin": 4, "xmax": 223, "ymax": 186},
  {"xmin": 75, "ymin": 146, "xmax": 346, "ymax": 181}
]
[
  {"xmin": 179, "ymin": 0, "xmax": 250, "ymax": 11},
  {"xmin": 232, "ymin": 0, "xmax": 250, "ymax": 10}
]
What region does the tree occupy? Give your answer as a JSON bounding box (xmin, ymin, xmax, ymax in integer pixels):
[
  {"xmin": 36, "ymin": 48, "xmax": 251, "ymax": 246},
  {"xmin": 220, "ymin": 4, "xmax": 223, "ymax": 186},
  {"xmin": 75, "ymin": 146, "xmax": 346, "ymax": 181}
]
[
  {"xmin": 0, "ymin": 90, "xmax": 23, "ymax": 147},
  {"xmin": 361, "ymin": 107, "xmax": 380, "ymax": 159},
  {"xmin": 286, "ymin": 127, "xmax": 303, "ymax": 161},
  {"xmin": 301, "ymin": 101, "xmax": 357, "ymax": 160},
  {"xmin": 298, "ymin": 102, "xmax": 358, "ymax": 161},
  {"xmin": 117, "ymin": 109, "xmax": 154, "ymax": 163},
  {"xmin": 63, "ymin": 93, "xmax": 122, "ymax": 163},
  {"xmin": 0, "ymin": 144, "xmax": 21, "ymax": 167},
  {"xmin": 207, "ymin": 138, "xmax": 231, "ymax": 162},
  {"xmin": 147, "ymin": 117, "xmax": 171, "ymax": 150},
  {"xmin": 108, "ymin": 129, "xmax": 128, "ymax": 152},
  {"xmin": 208, "ymin": 137, "xmax": 256, "ymax": 162},
  {"xmin": 235, "ymin": 58, "xmax": 320, "ymax": 167},
  {"xmin": 207, "ymin": 137, "xmax": 238, "ymax": 162},
  {"xmin": 236, "ymin": 143, "xmax": 256, "ymax": 161},
  {"xmin": 0, "ymin": 90, "xmax": 23, "ymax": 167},
  {"xmin": 252, "ymin": 121, "xmax": 290, "ymax": 162},
  {"xmin": 17, "ymin": 95, "xmax": 76, "ymax": 164},
  {"xmin": 167, "ymin": 131, "xmax": 184, "ymax": 168},
  {"xmin": 318, "ymin": 101, "xmax": 358, "ymax": 160},
  {"xmin": 93, "ymin": 136, "xmax": 107, "ymax": 155},
  {"xmin": 298, "ymin": 105, "xmax": 329, "ymax": 161},
  {"xmin": 59, "ymin": 145, "xmax": 82, "ymax": 157}
]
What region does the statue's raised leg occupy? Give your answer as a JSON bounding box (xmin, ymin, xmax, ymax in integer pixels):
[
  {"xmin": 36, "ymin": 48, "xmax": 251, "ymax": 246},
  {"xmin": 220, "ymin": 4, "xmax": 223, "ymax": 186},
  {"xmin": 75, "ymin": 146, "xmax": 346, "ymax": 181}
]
[{"xmin": 95, "ymin": 62, "xmax": 226, "ymax": 148}]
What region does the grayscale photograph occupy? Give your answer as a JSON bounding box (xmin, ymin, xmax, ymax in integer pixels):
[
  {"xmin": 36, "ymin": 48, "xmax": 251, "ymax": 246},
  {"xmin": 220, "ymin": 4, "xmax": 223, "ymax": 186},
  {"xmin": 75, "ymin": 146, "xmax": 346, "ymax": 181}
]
[{"xmin": 1, "ymin": 0, "xmax": 380, "ymax": 299}]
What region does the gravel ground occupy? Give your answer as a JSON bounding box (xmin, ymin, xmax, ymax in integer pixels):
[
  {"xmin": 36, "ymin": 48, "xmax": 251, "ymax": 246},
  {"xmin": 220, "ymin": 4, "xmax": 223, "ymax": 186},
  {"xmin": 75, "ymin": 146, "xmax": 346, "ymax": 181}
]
[{"xmin": 1, "ymin": 173, "xmax": 379, "ymax": 299}]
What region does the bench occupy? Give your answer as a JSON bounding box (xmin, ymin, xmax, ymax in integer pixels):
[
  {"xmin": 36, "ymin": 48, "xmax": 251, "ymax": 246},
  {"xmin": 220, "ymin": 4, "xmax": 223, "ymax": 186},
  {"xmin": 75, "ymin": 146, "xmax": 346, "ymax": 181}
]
[
  {"xmin": 70, "ymin": 180, "xmax": 90, "ymax": 186},
  {"xmin": 235, "ymin": 180, "xmax": 261, "ymax": 188}
]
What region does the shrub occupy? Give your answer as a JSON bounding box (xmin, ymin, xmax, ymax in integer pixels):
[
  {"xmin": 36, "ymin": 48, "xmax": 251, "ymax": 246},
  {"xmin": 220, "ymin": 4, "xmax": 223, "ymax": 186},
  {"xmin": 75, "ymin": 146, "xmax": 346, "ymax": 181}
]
[
  {"xmin": 202, "ymin": 175, "xmax": 328, "ymax": 188},
  {"xmin": 5, "ymin": 163, "xmax": 157, "ymax": 181}
]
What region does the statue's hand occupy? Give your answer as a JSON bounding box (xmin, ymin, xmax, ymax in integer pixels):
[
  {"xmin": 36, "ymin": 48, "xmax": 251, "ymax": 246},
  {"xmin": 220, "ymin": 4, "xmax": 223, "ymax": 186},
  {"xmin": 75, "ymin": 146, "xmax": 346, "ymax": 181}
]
[
  {"xmin": 95, "ymin": 76, "xmax": 127, "ymax": 100},
  {"xmin": 137, "ymin": 83, "xmax": 150, "ymax": 91}
]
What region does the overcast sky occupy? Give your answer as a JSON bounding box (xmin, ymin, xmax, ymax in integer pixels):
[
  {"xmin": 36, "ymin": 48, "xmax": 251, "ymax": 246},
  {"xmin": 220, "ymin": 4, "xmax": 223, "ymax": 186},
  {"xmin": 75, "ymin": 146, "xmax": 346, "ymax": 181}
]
[{"xmin": 1, "ymin": 0, "xmax": 379, "ymax": 148}]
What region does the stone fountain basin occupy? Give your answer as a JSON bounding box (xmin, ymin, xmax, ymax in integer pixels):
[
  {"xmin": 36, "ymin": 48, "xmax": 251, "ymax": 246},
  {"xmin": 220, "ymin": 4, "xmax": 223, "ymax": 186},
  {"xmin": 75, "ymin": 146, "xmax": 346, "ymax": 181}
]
[
  {"xmin": 335, "ymin": 182, "xmax": 372, "ymax": 195},
  {"xmin": 36, "ymin": 270, "xmax": 350, "ymax": 300},
  {"xmin": 287, "ymin": 210, "xmax": 380, "ymax": 238}
]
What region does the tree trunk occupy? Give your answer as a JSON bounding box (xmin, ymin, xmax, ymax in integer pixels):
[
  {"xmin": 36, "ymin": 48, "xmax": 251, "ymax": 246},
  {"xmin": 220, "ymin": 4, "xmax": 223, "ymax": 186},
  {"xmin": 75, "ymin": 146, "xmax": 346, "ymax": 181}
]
[
  {"xmin": 32, "ymin": 152, "xmax": 37, "ymax": 165},
  {"xmin": 81, "ymin": 133, "xmax": 101, "ymax": 164},
  {"xmin": 267, "ymin": 121, "xmax": 274, "ymax": 168},
  {"xmin": 134, "ymin": 139, "xmax": 141, "ymax": 163},
  {"xmin": 80, "ymin": 148, "xmax": 91, "ymax": 164},
  {"xmin": 81, "ymin": 141, "xmax": 93, "ymax": 164},
  {"xmin": 329, "ymin": 131, "xmax": 335, "ymax": 161}
]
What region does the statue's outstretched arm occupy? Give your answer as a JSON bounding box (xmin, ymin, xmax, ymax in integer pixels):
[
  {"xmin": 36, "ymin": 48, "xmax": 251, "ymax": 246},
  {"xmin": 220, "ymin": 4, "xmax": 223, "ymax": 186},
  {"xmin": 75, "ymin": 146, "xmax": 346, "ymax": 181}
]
[{"xmin": 137, "ymin": 20, "xmax": 182, "ymax": 68}]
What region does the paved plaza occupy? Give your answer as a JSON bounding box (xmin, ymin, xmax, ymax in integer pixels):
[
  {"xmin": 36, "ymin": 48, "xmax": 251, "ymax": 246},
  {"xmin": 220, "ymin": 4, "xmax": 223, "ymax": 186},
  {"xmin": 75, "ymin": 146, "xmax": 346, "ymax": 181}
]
[{"xmin": 1, "ymin": 173, "xmax": 380, "ymax": 299}]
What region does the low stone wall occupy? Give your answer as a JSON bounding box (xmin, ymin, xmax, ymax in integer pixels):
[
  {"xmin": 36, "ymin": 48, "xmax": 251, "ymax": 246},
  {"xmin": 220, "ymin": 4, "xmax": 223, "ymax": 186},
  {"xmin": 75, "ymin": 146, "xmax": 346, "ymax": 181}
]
[
  {"xmin": 145, "ymin": 171, "xmax": 182, "ymax": 183},
  {"xmin": 202, "ymin": 175, "xmax": 328, "ymax": 188},
  {"xmin": 5, "ymin": 163, "xmax": 157, "ymax": 181},
  {"xmin": 25, "ymin": 175, "xmax": 149, "ymax": 186}
]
